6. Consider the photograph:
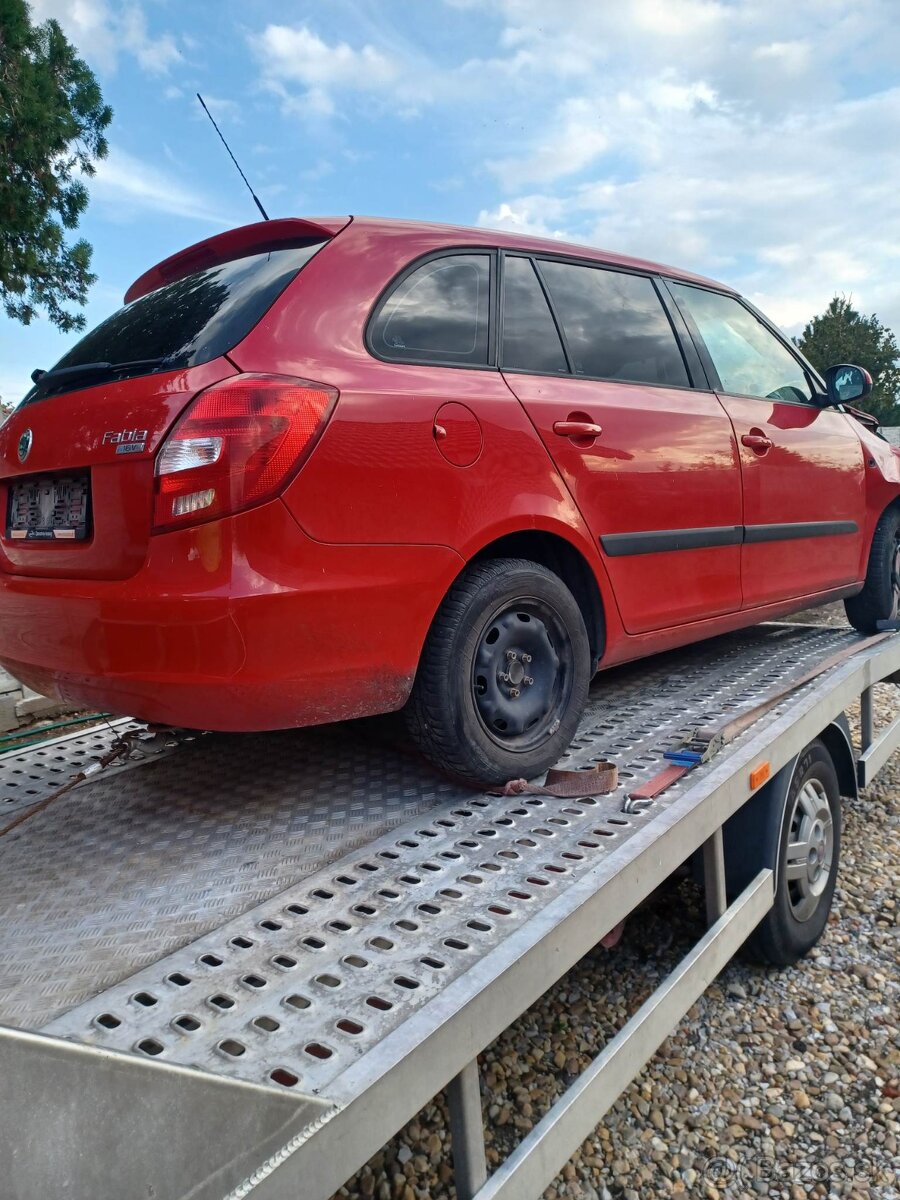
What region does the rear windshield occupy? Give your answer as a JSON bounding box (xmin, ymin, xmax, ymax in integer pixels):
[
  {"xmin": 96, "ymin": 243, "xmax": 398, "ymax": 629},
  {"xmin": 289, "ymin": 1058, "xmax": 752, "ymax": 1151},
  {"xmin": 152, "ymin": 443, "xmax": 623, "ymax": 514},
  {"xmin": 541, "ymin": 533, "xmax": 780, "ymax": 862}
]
[{"xmin": 26, "ymin": 240, "xmax": 327, "ymax": 402}]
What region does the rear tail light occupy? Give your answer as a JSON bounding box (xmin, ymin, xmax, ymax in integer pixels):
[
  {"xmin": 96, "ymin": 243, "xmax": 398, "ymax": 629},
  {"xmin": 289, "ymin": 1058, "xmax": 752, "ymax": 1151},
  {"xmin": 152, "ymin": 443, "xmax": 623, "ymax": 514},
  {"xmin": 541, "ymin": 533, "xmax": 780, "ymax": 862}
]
[{"xmin": 153, "ymin": 373, "xmax": 337, "ymax": 531}]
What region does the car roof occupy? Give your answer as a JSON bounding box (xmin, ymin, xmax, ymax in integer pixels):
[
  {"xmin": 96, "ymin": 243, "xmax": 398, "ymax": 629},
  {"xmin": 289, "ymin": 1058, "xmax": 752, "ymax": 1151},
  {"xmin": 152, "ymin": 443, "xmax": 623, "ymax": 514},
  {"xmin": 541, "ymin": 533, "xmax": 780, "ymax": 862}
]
[
  {"xmin": 346, "ymin": 214, "xmax": 734, "ymax": 293},
  {"xmin": 125, "ymin": 214, "xmax": 735, "ymax": 304}
]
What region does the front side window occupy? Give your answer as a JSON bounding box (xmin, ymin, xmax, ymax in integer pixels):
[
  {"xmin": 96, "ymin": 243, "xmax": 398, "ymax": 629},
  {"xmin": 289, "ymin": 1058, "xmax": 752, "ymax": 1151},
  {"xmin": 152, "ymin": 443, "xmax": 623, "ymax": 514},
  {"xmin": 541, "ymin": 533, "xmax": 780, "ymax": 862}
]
[
  {"xmin": 670, "ymin": 284, "xmax": 813, "ymax": 403},
  {"xmin": 501, "ymin": 256, "xmax": 568, "ymax": 374},
  {"xmin": 537, "ymin": 261, "xmax": 689, "ymax": 387},
  {"xmin": 369, "ymin": 253, "xmax": 491, "ymax": 366}
]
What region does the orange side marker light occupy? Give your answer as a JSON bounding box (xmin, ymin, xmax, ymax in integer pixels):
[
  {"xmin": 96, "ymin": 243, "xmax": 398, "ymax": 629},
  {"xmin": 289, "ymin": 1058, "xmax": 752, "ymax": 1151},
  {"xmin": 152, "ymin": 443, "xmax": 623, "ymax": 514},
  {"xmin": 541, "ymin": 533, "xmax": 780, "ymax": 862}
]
[{"xmin": 750, "ymin": 762, "xmax": 771, "ymax": 790}]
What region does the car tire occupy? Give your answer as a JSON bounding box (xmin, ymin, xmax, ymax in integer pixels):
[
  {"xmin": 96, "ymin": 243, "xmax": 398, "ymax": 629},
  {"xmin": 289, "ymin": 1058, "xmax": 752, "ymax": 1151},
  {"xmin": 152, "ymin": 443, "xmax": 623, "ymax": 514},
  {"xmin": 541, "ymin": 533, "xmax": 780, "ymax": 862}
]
[
  {"xmin": 722, "ymin": 739, "xmax": 841, "ymax": 966},
  {"xmin": 405, "ymin": 558, "xmax": 592, "ymax": 787},
  {"xmin": 845, "ymin": 505, "xmax": 900, "ymax": 633}
]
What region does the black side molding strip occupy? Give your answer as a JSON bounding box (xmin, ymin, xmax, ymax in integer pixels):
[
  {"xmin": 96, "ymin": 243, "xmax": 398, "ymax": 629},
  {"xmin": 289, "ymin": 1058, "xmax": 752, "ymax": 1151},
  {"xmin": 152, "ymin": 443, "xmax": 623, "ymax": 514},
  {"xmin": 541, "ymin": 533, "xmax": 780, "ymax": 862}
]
[
  {"xmin": 601, "ymin": 526, "xmax": 743, "ymax": 557},
  {"xmin": 601, "ymin": 520, "xmax": 859, "ymax": 558},
  {"xmin": 744, "ymin": 520, "xmax": 859, "ymax": 544}
]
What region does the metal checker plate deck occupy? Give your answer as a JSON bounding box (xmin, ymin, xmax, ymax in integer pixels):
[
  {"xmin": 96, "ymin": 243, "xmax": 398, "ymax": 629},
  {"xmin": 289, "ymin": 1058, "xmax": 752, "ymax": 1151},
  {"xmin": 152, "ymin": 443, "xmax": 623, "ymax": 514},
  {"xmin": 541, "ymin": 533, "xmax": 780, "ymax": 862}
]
[
  {"xmin": 0, "ymin": 717, "xmax": 143, "ymax": 815},
  {"xmin": 2, "ymin": 623, "xmax": 859, "ymax": 1093}
]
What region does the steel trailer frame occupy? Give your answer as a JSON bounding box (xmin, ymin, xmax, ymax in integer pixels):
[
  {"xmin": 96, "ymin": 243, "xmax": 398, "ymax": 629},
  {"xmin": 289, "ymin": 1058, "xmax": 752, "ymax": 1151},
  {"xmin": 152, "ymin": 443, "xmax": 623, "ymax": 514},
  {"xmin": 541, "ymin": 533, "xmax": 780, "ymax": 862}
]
[{"xmin": 2, "ymin": 623, "xmax": 899, "ymax": 1200}]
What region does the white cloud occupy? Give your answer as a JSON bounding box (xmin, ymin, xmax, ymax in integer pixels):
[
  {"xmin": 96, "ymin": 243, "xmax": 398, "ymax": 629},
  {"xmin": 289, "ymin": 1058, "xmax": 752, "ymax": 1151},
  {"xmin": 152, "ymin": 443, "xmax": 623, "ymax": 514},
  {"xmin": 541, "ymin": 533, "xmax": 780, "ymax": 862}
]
[
  {"xmin": 464, "ymin": 0, "xmax": 900, "ymax": 334},
  {"xmin": 30, "ymin": 0, "xmax": 182, "ymax": 75},
  {"xmin": 118, "ymin": 5, "xmax": 181, "ymax": 74},
  {"xmin": 476, "ymin": 201, "xmax": 569, "ymax": 240},
  {"xmin": 253, "ymin": 25, "xmax": 397, "ymax": 91},
  {"xmin": 249, "ymin": 24, "xmax": 407, "ymax": 116},
  {"xmin": 239, "ymin": 1, "xmax": 900, "ymax": 335},
  {"xmin": 489, "ymin": 97, "xmax": 609, "ymax": 188},
  {"xmin": 90, "ymin": 148, "xmax": 237, "ymax": 226}
]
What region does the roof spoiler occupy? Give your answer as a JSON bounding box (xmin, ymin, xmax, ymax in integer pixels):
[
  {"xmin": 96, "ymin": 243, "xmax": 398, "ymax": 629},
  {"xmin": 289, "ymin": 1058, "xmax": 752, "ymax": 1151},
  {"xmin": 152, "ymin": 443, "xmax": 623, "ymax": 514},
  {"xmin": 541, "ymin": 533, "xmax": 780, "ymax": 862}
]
[{"xmin": 123, "ymin": 216, "xmax": 351, "ymax": 304}]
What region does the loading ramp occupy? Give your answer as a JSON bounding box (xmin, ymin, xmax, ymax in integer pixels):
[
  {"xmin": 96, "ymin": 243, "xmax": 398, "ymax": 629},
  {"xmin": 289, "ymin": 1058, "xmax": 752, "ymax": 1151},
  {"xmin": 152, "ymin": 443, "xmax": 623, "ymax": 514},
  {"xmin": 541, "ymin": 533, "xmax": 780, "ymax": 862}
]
[{"xmin": 2, "ymin": 622, "xmax": 899, "ymax": 1200}]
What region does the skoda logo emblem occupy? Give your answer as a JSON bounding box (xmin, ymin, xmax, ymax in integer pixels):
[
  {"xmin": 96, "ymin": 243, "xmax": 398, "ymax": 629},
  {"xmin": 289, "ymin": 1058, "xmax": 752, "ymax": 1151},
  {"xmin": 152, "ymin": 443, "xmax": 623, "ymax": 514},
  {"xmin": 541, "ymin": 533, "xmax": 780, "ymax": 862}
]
[{"xmin": 18, "ymin": 429, "xmax": 33, "ymax": 463}]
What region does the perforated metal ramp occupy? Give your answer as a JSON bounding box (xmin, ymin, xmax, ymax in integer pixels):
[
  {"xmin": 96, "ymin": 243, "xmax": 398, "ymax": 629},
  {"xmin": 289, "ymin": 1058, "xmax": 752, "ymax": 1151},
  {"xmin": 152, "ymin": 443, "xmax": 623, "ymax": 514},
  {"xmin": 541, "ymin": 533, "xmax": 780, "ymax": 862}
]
[
  {"xmin": 0, "ymin": 622, "xmax": 859, "ymax": 1036},
  {"xmin": 3, "ymin": 621, "xmax": 899, "ymax": 1200}
]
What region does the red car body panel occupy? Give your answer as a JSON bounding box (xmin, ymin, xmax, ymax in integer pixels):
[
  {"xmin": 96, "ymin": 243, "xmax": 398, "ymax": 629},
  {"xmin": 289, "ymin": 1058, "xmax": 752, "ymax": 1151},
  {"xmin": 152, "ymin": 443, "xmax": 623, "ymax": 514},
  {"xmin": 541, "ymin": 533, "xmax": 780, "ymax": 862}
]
[
  {"xmin": 0, "ymin": 358, "xmax": 238, "ymax": 580},
  {"xmin": 717, "ymin": 394, "xmax": 866, "ymax": 606},
  {"xmin": 0, "ymin": 496, "xmax": 462, "ymax": 730},
  {"xmin": 503, "ymin": 372, "xmax": 744, "ymax": 634},
  {"xmin": 0, "ymin": 215, "xmax": 896, "ymax": 732}
]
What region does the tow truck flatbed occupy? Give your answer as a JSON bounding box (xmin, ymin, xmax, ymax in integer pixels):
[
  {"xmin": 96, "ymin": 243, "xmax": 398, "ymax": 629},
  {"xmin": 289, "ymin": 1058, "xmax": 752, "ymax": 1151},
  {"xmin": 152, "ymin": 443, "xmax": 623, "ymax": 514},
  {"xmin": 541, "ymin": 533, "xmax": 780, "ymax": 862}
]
[{"xmin": 2, "ymin": 622, "xmax": 899, "ymax": 1200}]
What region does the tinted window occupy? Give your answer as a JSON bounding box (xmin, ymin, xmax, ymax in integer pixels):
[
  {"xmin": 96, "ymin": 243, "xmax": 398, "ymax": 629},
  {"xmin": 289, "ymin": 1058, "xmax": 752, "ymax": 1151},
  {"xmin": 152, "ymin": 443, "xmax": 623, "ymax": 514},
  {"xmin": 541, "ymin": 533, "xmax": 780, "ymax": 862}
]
[
  {"xmin": 370, "ymin": 254, "xmax": 491, "ymax": 365},
  {"xmin": 538, "ymin": 262, "xmax": 689, "ymax": 387},
  {"xmin": 501, "ymin": 256, "xmax": 567, "ymax": 374},
  {"xmin": 45, "ymin": 242, "xmax": 327, "ymax": 392},
  {"xmin": 670, "ymin": 284, "xmax": 813, "ymax": 403}
]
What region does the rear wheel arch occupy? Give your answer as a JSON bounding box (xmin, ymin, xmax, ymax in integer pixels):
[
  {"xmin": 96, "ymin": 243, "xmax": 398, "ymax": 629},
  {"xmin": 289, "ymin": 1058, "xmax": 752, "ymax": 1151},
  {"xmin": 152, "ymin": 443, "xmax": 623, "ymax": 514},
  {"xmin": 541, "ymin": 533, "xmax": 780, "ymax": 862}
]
[
  {"xmin": 469, "ymin": 530, "xmax": 605, "ymax": 667},
  {"xmin": 817, "ymin": 716, "xmax": 857, "ymax": 801}
]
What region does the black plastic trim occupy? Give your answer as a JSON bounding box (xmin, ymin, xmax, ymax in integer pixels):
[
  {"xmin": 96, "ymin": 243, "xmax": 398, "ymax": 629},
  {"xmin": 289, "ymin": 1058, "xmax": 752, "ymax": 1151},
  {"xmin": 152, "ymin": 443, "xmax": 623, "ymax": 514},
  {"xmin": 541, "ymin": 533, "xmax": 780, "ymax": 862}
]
[
  {"xmin": 601, "ymin": 520, "xmax": 859, "ymax": 558},
  {"xmin": 744, "ymin": 521, "xmax": 859, "ymax": 544},
  {"xmin": 654, "ymin": 277, "xmax": 709, "ymax": 390},
  {"xmin": 601, "ymin": 526, "xmax": 743, "ymax": 557}
]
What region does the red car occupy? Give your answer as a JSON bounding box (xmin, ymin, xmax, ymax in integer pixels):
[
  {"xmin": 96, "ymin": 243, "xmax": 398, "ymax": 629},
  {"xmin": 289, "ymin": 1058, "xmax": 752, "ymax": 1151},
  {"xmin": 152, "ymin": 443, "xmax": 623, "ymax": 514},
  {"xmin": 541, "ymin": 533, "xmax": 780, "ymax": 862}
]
[{"xmin": 1, "ymin": 216, "xmax": 896, "ymax": 784}]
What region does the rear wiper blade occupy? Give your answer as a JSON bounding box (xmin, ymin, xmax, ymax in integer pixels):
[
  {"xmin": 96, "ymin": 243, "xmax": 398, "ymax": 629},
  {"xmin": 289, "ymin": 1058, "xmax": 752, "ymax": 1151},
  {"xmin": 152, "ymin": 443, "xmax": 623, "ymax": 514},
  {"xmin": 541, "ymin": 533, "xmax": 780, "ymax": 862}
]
[
  {"xmin": 40, "ymin": 358, "xmax": 168, "ymax": 384},
  {"xmin": 29, "ymin": 358, "xmax": 170, "ymax": 400}
]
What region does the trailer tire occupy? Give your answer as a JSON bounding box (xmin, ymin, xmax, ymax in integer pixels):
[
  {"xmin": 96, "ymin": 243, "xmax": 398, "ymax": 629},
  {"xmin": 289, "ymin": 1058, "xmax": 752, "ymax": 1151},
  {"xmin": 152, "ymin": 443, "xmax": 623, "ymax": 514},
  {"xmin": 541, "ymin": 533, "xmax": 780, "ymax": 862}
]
[
  {"xmin": 405, "ymin": 558, "xmax": 590, "ymax": 787},
  {"xmin": 723, "ymin": 739, "xmax": 841, "ymax": 966},
  {"xmin": 845, "ymin": 505, "xmax": 900, "ymax": 633}
]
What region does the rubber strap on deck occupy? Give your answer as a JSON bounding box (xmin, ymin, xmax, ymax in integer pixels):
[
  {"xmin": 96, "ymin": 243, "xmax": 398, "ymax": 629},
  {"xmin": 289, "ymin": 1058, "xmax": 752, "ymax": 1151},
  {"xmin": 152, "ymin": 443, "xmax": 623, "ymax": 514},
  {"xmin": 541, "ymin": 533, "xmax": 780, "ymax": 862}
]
[
  {"xmin": 496, "ymin": 761, "xmax": 618, "ymax": 798},
  {"xmin": 626, "ymin": 763, "xmax": 690, "ymax": 803}
]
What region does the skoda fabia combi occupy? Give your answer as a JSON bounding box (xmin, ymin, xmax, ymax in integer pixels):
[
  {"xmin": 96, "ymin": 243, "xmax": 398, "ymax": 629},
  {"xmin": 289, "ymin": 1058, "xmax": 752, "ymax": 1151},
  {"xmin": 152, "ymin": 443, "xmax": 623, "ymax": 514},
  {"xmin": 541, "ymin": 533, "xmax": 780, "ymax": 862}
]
[{"xmin": 1, "ymin": 216, "xmax": 896, "ymax": 784}]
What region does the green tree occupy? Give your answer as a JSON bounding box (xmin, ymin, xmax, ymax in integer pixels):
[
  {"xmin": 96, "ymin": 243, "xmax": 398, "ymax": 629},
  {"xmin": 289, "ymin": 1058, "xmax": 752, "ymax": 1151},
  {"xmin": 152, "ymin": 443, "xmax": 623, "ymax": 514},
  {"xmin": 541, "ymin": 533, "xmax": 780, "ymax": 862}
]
[
  {"xmin": 796, "ymin": 295, "xmax": 900, "ymax": 426},
  {"xmin": 0, "ymin": 0, "xmax": 112, "ymax": 331}
]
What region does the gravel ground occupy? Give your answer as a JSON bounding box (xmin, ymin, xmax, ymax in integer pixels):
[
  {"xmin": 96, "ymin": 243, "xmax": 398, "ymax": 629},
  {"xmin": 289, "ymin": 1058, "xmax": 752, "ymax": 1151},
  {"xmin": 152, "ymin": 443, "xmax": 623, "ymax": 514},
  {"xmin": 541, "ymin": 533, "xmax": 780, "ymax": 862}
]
[{"xmin": 332, "ymin": 607, "xmax": 900, "ymax": 1200}]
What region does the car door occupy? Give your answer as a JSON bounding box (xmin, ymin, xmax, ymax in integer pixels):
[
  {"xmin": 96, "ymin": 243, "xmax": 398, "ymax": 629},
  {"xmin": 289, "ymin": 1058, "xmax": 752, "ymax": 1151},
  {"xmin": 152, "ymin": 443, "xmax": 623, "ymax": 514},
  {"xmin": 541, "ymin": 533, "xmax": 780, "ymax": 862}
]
[
  {"xmin": 667, "ymin": 283, "xmax": 866, "ymax": 608},
  {"xmin": 499, "ymin": 253, "xmax": 743, "ymax": 635}
]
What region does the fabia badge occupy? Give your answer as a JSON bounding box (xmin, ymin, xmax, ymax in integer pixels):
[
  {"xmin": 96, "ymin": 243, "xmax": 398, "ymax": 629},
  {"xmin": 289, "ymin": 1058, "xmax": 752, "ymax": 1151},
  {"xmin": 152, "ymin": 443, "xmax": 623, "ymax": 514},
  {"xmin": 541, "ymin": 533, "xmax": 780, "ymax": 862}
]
[{"xmin": 17, "ymin": 428, "xmax": 33, "ymax": 463}]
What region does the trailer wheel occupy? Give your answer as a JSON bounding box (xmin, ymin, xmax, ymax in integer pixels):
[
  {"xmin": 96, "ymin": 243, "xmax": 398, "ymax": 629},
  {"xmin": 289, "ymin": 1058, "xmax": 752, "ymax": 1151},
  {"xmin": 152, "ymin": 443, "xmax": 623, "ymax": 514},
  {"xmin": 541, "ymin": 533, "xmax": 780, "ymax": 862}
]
[
  {"xmin": 845, "ymin": 505, "xmax": 900, "ymax": 633},
  {"xmin": 723, "ymin": 739, "xmax": 842, "ymax": 966},
  {"xmin": 405, "ymin": 558, "xmax": 590, "ymax": 787}
]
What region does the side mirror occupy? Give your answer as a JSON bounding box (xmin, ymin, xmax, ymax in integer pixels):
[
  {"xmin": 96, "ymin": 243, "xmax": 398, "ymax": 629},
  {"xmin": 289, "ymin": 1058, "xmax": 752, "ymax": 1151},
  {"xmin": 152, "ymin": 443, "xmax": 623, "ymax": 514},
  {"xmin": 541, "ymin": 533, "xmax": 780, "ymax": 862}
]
[{"xmin": 824, "ymin": 363, "xmax": 872, "ymax": 406}]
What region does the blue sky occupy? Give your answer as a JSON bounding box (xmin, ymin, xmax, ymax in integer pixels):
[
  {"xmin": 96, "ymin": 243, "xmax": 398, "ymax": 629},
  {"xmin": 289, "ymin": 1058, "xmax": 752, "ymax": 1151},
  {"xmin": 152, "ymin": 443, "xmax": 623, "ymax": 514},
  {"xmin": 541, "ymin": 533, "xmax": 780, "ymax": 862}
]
[{"xmin": 3, "ymin": 0, "xmax": 899, "ymax": 405}]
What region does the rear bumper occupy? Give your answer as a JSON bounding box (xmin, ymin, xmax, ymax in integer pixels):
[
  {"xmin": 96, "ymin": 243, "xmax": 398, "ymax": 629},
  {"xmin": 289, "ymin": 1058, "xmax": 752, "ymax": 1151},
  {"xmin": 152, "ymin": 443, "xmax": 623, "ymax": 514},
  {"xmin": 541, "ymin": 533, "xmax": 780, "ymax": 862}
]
[{"xmin": 0, "ymin": 501, "xmax": 461, "ymax": 731}]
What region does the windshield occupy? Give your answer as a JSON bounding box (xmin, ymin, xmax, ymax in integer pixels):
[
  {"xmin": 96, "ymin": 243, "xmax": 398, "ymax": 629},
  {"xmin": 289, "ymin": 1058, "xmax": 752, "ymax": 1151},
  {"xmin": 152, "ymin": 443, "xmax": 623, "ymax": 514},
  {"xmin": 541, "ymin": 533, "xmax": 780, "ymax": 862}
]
[{"xmin": 23, "ymin": 240, "xmax": 328, "ymax": 404}]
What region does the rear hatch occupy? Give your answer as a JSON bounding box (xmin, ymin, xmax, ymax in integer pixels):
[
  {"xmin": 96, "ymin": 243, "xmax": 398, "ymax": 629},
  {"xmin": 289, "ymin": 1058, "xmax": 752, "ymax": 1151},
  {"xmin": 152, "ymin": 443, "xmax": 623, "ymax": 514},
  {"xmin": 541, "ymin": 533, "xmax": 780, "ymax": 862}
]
[{"xmin": 0, "ymin": 229, "xmax": 336, "ymax": 580}]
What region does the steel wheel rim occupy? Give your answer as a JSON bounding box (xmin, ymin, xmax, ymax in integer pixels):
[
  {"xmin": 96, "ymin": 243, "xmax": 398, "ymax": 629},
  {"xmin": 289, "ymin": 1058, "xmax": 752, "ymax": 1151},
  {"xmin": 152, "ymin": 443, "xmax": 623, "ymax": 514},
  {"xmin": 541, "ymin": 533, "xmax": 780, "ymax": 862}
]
[
  {"xmin": 784, "ymin": 778, "xmax": 834, "ymax": 922},
  {"xmin": 471, "ymin": 596, "xmax": 573, "ymax": 753}
]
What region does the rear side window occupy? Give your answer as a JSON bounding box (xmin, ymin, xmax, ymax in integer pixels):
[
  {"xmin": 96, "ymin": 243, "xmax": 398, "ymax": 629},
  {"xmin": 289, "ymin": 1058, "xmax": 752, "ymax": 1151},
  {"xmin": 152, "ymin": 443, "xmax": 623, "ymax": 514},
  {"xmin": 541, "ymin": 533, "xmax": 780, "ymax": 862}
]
[
  {"xmin": 538, "ymin": 261, "xmax": 689, "ymax": 387},
  {"xmin": 45, "ymin": 241, "xmax": 327, "ymax": 386},
  {"xmin": 369, "ymin": 254, "xmax": 491, "ymax": 366},
  {"xmin": 501, "ymin": 256, "xmax": 567, "ymax": 374},
  {"xmin": 669, "ymin": 284, "xmax": 813, "ymax": 403}
]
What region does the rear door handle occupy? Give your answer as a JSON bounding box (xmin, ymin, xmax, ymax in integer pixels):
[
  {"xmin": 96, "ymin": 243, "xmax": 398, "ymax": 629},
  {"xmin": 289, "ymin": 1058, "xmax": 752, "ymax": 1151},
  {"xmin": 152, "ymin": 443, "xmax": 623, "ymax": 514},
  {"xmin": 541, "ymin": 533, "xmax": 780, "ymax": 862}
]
[
  {"xmin": 553, "ymin": 420, "xmax": 603, "ymax": 439},
  {"xmin": 741, "ymin": 432, "xmax": 773, "ymax": 453}
]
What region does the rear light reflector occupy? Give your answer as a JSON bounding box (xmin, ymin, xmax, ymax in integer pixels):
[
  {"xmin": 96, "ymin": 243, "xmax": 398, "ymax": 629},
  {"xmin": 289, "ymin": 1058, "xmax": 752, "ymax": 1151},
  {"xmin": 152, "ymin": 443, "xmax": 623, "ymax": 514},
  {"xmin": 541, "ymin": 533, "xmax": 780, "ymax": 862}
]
[
  {"xmin": 172, "ymin": 488, "xmax": 216, "ymax": 517},
  {"xmin": 153, "ymin": 373, "xmax": 337, "ymax": 531},
  {"xmin": 159, "ymin": 436, "xmax": 223, "ymax": 475}
]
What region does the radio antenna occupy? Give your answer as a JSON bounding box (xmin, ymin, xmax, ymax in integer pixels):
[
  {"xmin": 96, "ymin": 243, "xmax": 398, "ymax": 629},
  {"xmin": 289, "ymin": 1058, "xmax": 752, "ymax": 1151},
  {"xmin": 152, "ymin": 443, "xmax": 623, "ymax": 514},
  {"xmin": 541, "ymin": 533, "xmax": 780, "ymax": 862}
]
[{"xmin": 196, "ymin": 92, "xmax": 269, "ymax": 221}]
